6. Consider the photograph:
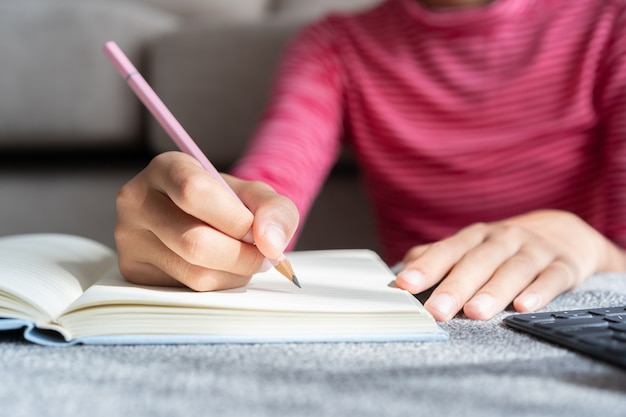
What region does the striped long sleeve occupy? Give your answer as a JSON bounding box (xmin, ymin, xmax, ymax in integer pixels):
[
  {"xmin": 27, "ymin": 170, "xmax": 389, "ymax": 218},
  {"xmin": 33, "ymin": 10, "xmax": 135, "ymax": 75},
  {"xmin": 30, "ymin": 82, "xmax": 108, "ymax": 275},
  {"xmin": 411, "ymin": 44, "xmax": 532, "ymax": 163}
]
[{"xmin": 233, "ymin": 0, "xmax": 626, "ymax": 264}]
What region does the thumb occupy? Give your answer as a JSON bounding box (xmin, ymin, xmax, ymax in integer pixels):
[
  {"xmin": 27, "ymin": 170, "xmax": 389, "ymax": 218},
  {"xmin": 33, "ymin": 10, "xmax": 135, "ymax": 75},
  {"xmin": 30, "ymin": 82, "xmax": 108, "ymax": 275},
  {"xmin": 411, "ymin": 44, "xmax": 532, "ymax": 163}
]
[
  {"xmin": 258, "ymin": 222, "xmax": 291, "ymax": 259},
  {"xmin": 253, "ymin": 196, "xmax": 299, "ymax": 260},
  {"xmin": 226, "ymin": 175, "xmax": 299, "ymax": 260}
]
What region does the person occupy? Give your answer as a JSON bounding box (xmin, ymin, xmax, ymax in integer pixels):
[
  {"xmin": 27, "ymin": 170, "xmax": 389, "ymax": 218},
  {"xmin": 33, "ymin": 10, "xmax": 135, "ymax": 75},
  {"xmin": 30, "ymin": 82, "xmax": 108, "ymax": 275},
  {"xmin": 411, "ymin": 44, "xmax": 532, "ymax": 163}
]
[{"xmin": 114, "ymin": 0, "xmax": 626, "ymax": 322}]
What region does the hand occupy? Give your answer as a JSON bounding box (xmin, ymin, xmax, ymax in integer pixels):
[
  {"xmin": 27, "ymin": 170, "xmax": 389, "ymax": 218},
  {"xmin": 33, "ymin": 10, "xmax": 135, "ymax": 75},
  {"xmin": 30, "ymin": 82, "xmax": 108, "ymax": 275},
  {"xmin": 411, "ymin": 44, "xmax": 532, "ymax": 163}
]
[
  {"xmin": 114, "ymin": 151, "xmax": 299, "ymax": 291},
  {"xmin": 395, "ymin": 210, "xmax": 626, "ymax": 321}
]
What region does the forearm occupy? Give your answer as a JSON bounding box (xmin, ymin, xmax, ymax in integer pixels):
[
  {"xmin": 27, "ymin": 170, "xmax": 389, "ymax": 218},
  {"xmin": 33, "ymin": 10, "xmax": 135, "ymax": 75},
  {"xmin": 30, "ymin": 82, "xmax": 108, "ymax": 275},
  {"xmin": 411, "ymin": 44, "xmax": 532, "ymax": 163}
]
[{"xmin": 232, "ymin": 19, "xmax": 345, "ymax": 224}]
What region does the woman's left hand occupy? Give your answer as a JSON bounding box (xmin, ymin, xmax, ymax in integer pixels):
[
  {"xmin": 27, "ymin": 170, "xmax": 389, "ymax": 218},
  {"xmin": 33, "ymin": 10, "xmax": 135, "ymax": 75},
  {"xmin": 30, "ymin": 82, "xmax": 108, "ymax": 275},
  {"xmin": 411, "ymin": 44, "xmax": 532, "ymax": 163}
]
[{"xmin": 395, "ymin": 209, "xmax": 626, "ymax": 321}]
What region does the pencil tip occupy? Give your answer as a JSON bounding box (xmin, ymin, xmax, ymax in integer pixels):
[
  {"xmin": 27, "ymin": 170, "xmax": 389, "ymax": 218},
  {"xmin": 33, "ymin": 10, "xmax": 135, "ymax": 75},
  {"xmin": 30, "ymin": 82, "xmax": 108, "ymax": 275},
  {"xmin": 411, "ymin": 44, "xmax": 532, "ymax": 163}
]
[{"xmin": 292, "ymin": 275, "xmax": 302, "ymax": 288}]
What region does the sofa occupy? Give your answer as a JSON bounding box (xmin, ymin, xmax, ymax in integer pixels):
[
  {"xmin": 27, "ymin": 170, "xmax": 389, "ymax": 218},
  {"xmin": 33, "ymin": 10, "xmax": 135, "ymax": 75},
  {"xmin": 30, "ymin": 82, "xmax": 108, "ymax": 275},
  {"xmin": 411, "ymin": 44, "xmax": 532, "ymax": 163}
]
[{"xmin": 0, "ymin": 0, "xmax": 382, "ymax": 253}]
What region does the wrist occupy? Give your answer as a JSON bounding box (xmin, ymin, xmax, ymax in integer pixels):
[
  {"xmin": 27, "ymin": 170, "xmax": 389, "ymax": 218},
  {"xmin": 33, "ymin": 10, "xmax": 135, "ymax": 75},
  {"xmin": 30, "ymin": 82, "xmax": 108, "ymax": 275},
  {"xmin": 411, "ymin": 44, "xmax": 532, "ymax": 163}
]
[{"xmin": 598, "ymin": 237, "xmax": 626, "ymax": 273}]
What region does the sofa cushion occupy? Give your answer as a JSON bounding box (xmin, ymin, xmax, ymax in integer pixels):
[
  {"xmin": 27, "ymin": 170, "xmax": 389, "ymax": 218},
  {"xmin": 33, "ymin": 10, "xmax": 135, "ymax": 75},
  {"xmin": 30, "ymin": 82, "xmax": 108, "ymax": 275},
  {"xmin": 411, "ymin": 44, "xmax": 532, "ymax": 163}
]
[
  {"xmin": 146, "ymin": 22, "xmax": 301, "ymax": 170},
  {"xmin": 0, "ymin": 1, "xmax": 177, "ymax": 150},
  {"xmin": 137, "ymin": 0, "xmax": 271, "ymax": 22},
  {"xmin": 271, "ymin": 0, "xmax": 382, "ymax": 20}
]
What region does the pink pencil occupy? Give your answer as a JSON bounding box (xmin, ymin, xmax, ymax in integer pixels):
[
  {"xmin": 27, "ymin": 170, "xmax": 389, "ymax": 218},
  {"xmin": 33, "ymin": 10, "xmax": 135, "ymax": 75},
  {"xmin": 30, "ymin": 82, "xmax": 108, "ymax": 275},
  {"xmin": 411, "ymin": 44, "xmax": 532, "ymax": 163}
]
[{"xmin": 103, "ymin": 41, "xmax": 299, "ymax": 288}]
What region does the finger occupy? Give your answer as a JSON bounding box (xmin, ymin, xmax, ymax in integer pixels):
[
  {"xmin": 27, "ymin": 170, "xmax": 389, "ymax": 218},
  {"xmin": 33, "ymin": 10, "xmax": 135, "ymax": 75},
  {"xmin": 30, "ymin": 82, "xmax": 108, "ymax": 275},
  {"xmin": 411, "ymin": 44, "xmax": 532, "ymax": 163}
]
[
  {"xmin": 116, "ymin": 254, "xmax": 183, "ymax": 288},
  {"xmin": 513, "ymin": 257, "xmax": 582, "ymax": 313},
  {"xmin": 230, "ymin": 177, "xmax": 300, "ymax": 260},
  {"xmin": 117, "ymin": 229, "xmax": 252, "ymax": 291},
  {"xmin": 391, "ymin": 244, "xmax": 430, "ymax": 277},
  {"xmin": 402, "ymin": 244, "xmax": 431, "ymax": 264},
  {"xmin": 116, "ymin": 177, "xmax": 267, "ymax": 278},
  {"xmin": 396, "ymin": 223, "xmax": 490, "ymax": 294},
  {"xmin": 422, "ymin": 232, "xmax": 525, "ymax": 321},
  {"xmin": 463, "ymin": 244, "xmax": 555, "ymax": 320},
  {"xmin": 147, "ymin": 152, "xmax": 254, "ymax": 241},
  {"xmin": 130, "ymin": 189, "xmax": 268, "ymax": 277}
]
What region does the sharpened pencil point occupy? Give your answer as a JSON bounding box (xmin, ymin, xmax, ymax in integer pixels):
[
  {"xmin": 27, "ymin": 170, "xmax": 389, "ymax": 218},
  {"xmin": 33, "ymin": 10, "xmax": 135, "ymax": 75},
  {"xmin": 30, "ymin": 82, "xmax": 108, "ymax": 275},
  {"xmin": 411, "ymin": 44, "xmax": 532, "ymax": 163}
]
[
  {"xmin": 292, "ymin": 275, "xmax": 301, "ymax": 288},
  {"xmin": 274, "ymin": 257, "xmax": 300, "ymax": 288}
]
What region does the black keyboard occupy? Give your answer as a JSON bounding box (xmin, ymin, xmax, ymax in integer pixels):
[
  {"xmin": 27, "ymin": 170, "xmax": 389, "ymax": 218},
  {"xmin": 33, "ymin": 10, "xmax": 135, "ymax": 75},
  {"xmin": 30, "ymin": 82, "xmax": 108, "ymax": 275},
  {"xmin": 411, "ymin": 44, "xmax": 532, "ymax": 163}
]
[{"xmin": 503, "ymin": 306, "xmax": 626, "ymax": 368}]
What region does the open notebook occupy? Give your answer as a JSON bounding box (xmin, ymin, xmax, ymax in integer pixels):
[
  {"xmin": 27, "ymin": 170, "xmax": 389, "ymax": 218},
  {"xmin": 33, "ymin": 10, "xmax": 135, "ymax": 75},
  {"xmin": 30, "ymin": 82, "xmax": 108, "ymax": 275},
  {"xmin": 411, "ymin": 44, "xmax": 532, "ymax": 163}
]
[{"xmin": 0, "ymin": 233, "xmax": 446, "ymax": 346}]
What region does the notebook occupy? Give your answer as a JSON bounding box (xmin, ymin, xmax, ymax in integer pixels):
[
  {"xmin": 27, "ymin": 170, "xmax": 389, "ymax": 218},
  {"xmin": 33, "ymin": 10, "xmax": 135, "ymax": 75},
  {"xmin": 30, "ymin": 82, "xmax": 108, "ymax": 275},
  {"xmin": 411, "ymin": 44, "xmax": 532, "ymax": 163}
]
[
  {"xmin": 503, "ymin": 306, "xmax": 626, "ymax": 368},
  {"xmin": 0, "ymin": 233, "xmax": 447, "ymax": 346}
]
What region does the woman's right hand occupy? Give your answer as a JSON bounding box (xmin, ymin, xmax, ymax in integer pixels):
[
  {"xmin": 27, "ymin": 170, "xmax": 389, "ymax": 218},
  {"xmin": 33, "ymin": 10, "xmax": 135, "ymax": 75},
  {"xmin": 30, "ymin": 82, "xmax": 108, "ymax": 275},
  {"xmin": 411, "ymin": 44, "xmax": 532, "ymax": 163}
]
[{"xmin": 114, "ymin": 151, "xmax": 299, "ymax": 291}]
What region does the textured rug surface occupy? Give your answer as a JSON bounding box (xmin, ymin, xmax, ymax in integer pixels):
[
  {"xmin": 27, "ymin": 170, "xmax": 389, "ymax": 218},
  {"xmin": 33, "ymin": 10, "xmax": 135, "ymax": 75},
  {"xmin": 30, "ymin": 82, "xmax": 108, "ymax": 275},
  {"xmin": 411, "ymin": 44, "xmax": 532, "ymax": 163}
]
[{"xmin": 1, "ymin": 274, "xmax": 625, "ymax": 417}]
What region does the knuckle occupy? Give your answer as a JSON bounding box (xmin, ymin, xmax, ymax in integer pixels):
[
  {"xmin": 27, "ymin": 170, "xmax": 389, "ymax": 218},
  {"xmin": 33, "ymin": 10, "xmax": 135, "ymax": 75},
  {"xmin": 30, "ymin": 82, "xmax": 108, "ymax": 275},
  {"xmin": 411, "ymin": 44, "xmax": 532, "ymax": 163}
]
[
  {"xmin": 116, "ymin": 255, "xmax": 142, "ymax": 283},
  {"xmin": 552, "ymin": 209, "xmax": 580, "ymax": 225},
  {"xmin": 177, "ymin": 228, "xmax": 208, "ymax": 265},
  {"xmin": 113, "ymin": 222, "xmax": 132, "ymax": 246},
  {"xmin": 249, "ymin": 179, "xmax": 276, "ymax": 194},
  {"xmin": 175, "ymin": 172, "xmax": 208, "ymax": 208},
  {"xmin": 497, "ymin": 224, "xmax": 521, "ymax": 238},
  {"xmin": 404, "ymin": 244, "xmax": 430, "ymax": 263},
  {"xmin": 236, "ymin": 179, "xmax": 275, "ymax": 204},
  {"xmin": 150, "ymin": 151, "xmax": 182, "ymax": 170},
  {"xmin": 243, "ymin": 252, "xmax": 266, "ymax": 275},
  {"xmin": 183, "ymin": 272, "xmax": 217, "ymax": 292},
  {"xmin": 150, "ymin": 151, "xmax": 171, "ymax": 166},
  {"xmin": 182, "ymin": 269, "xmax": 251, "ymax": 292},
  {"xmin": 491, "ymin": 223, "xmax": 526, "ymax": 243},
  {"xmin": 549, "ymin": 259, "xmax": 579, "ymax": 289},
  {"xmin": 115, "ymin": 182, "xmax": 140, "ymax": 212},
  {"xmin": 427, "ymin": 239, "xmax": 448, "ymax": 253},
  {"xmin": 453, "ymin": 222, "xmax": 490, "ymax": 246},
  {"xmin": 157, "ymin": 256, "xmax": 215, "ymax": 292},
  {"xmin": 457, "ymin": 222, "xmax": 491, "ymax": 238},
  {"xmin": 465, "ymin": 222, "xmax": 489, "ymax": 235},
  {"xmin": 226, "ymin": 210, "xmax": 255, "ymax": 240},
  {"xmin": 506, "ymin": 253, "xmax": 537, "ymax": 274},
  {"xmin": 116, "ymin": 257, "xmax": 133, "ymax": 278},
  {"xmin": 161, "ymin": 255, "xmax": 207, "ymax": 290}
]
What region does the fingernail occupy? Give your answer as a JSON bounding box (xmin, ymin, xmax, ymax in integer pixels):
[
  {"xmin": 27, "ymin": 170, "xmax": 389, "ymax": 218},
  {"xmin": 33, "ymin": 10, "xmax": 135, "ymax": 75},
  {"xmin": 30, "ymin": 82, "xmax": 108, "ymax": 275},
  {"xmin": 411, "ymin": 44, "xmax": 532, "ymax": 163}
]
[
  {"xmin": 397, "ymin": 270, "xmax": 424, "ymax": 290},
  {"xmin": 517, "ymin": 293, "xmax": 540, "ymax": 311},
  {"xmin": 263, "ymin": 222, "xmax": 288, "ymax": 252},
  {"xmin": 468, "ymin": 293, "xmax": 495, "ymax": 317},
  {"xmin": 427, "ymin": 293, "xmax": 456, "ymax": 320}
]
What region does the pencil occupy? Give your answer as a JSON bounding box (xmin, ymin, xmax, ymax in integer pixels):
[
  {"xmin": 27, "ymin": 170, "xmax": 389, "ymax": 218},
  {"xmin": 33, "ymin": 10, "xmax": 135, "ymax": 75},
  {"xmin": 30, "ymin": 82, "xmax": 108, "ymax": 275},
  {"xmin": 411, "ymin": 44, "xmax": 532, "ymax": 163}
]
[{"xmin": 103, "ymin": 41, "xmax": 300, "ymax": 288}]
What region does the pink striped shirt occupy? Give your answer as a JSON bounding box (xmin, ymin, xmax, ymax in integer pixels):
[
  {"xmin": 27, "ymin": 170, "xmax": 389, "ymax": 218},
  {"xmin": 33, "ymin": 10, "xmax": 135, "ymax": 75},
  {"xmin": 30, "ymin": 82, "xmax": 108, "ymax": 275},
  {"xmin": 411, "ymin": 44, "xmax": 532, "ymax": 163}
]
[{"xmin": 233, "ymin": 0, "xmax": 626, "ymax": 264}]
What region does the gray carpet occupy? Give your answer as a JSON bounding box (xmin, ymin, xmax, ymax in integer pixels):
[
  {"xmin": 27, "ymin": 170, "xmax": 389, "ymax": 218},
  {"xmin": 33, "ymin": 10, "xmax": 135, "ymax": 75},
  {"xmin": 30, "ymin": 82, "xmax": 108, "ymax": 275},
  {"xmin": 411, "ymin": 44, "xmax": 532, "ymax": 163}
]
[{"xmin": 1, "ymin": 274, "xmax": 625, "ymax": 417}]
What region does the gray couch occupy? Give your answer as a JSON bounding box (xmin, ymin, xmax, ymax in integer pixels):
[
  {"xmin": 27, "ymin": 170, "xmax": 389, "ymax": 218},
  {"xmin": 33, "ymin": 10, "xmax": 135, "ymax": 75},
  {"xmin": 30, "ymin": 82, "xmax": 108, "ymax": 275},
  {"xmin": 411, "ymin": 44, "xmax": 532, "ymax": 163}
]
[{"xmin": 0, "ymin": 0, "xmax": 381, "ymax": 253}]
